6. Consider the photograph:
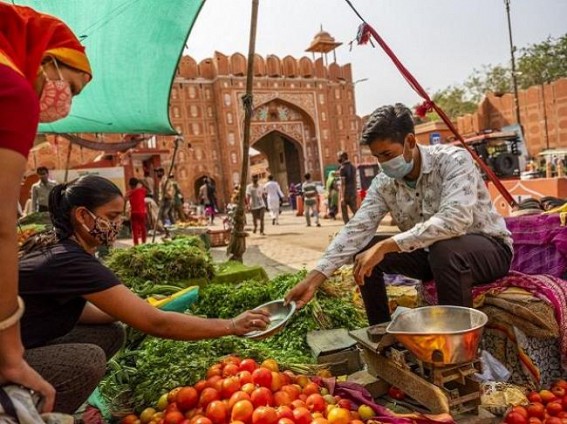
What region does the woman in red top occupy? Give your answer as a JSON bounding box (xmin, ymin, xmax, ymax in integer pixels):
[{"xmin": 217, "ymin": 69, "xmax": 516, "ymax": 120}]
[
  {"xmin": 0, "ymin": 3, "xmax": 92, "ymax": 411},
  {"xmin": 127, "ymin": 178, "xmax": 148, "ymax": 245}
]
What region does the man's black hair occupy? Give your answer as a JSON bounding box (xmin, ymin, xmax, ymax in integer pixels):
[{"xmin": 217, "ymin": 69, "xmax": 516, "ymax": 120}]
[
  {"xmin": 268, "ymin": 175, "xmax": 274, "ymax": 181},
  {"xmin": 128, "ymin": 177, "xmax": 139, "ymax": 188},
  {"xmin": 37, "ymin": 166, "xmax": 49, "ymax": 174},
  {"xmin": 304, "ymin": 173, "xmax": 311, "ymax": 180},
  {"xmin": 360, "ymin": 103, "xmax": 415, "ymax": 146}
]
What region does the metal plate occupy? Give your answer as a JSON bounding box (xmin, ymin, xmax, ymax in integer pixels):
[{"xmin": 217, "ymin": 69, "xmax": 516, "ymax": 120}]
[{"xmin": 243, "ymin": 300, "xmax": 296, "ymax": 340}]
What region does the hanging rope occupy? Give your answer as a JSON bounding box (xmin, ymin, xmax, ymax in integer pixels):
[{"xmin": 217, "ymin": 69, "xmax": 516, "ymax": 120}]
[{"xmin": 344, "ymin": 0, "xmax": 516, "ymax": 208}]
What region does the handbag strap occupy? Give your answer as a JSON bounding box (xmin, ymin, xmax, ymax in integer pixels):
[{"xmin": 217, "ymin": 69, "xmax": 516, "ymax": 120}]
[{"xmin": 0, "ymin": 387, "xmax": 20, "ymax": 424}]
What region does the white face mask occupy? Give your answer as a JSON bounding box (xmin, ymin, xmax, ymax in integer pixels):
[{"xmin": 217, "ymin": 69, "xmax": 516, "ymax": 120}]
[
  {"xmin": 379, "ymin": 141, "xmax": 414, "ymax": 179},
  {"xmin": 38, "ymin": 59, "xmax": 72, "ymax": 123}
]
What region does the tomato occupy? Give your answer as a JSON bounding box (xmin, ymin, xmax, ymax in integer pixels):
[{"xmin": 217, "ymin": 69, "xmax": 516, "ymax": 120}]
[
  {"xmin": 273, "ymin": 391, "xmax": 292, "ymax": 407},
  {"xmin": 168, "ymin": 388, "xmax": 184, "ymax": 403},
  {"xmin": 166, "ymin": 403, "xmax": 180, "ymax": 414},
  {"xmin": 176, "ymin": 387, "xmax": 199, "ymax": 412},
  {"xmin": 292, "ymin": 407, "xmax": 312, "ymax": 424},
  {"xmin": 239, "ymin": 359, "xmax": 259, "ymax": 373},
  {"xmin": 121, "ymin": 414, "xmax": 139, "ymax": 424},
  {"xmin": 194, "ymin": 380, "xmax": 208, "ymax": 394},
  {"xmin": 207, "ymin": 365, "xmax": 223, "ymax": 379},
  {"xmin": 229, "ymin": 391, "xmax": 252, "ymax": 409},
  {"xmin": 387, "ymin": 386, "xmax": 406, "ymax": 401},
  {"xmin": 242, "ymin": 383, "xmax": 256, "ymax": 395},
  {"xmin": 261, "ymin": 359, "xmax": 280, "ymax": 372},
  {"xmin": 279, "ymin": 373, "xmax": 291, "ymax": 386},
  {"xmin": 251, "ymin": 387, "xmax": 275, "ymax": 408},
  {"xmin": 276, "ymin": 406, "xmax": 293, "ymax": 420},
  {"xmin": 527, "ymin": 402, "xmax": 545, "ymax": 419},
  {"xmin": 140, "ymin": 408, "xmax": 157, "ymax": 424},
  {"xmin": 238, "ymin": 371, "xmax": 253, "ymax": 386},
  {"xmin": 199, "ymin": 388, "xmax": 220, "ymax": 408},
  {"xmin": 326, "ymin": 408, "xmax": 350, "ymax": 424},
  {"xmin": 528, "ymin": 392, "xmax": 543, "ymax": 403},
  {"xmin": 231, "ymin": 400, "xmax": 254, "ymax": 423},
  {"xmin": 357, "ymin": 405, "xmax": 374, "ymax": 420},
  {"xmin": 222, "ymin": 376, "xmax": 241, "ymax": 399},
  {"xmin": 548, "ymin": 402, "xmax": 564, "ymax": 416},
  {"xmin": 277, "ymin": 419, "xmax": 295, "ymax": 424},
  {"xmin": 312, "ymin": 418, "xmax": 329, "ymax": 424},
  {"xmin": 504, "ymin": 412, "xmax": 528, "ymax": 424},
  {"xmin": 282, "ymin": 371, "xmax": 296, "ymax": 384},
  {"xmin": 252, "ymin": 367, "xmax": 273, "ymax": 388},
  {"xmin": 157, "ymin": 394, "xmax": 170, "ymax": 411},
  {"xmin": 554, "ymin": 387, "xmax": 567, "ymax": 398},
  {"xmin": 302, "ymin": 383, "xmax": 320, "ymax": 396},
  {"xmin": 205, "ymin": 401, "xmax": 227, "ymax": 424},
  {"xmin": 296, "ymin": 375, "xmax": 310, "ymax": 388},
  {"xmin": 546, "ymin": 418, "xmax": 562, "ymax": 424},
  {"xmin": 336, "ymin": 399, "xmax": 352, "ymax": 411},
  {"xmin": 556, "ymin": 380, "xmax": 567, "ymax": 390},
  {"xmin": 164, "ymin": 411, "xmax": 185, "ymax": 424},
  {"xmin": 539, "ymin": 389, "xmax": 557, "ymax": 404},
  {"xmin": 281, "ymin": 385, "xmax": 301, "ymax": 401},
  {"xmin": 223, "ymin": 363, "xmax": 240, "ymax": 377},
  {"xmin": 271, "ymin": 372, "xmax": 283, "ymax": 392},
  {"xmin": 306, "ymin": 394, "xmax": 326, "ymax": 413},
  {"xmin": 206, "ymin": 376, "xmax": 222, "ymax": 390},
  {"xmin": 350, "ymin": 420, "xmax": 364, "ymax": 424},
  {"xmin": 528, "ymin": 418, "xmax": 542, "ymax": 424},
  {"xmin": 510, "ymin": 406, "xmax": 528, "ymax": 419},
  {"xmin": 192, "ymin": 417, "xmax": 213, "ymax": 424},
  {"xmin": 252, "ymin": 406, "xmax": 278, "ymax": 424},
  {"xmin": 222, "ymin": 355, "xmax": 242, "ymax": 367},
  {"xmin": 291, "ymin": 399, "xmax": 306, "ymax": 410}
]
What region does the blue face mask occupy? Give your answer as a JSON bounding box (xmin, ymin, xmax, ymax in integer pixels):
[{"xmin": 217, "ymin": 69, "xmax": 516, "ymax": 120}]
[{"xmin": 379, "ymin": 143, "xmax": 414, "ymax": 179}]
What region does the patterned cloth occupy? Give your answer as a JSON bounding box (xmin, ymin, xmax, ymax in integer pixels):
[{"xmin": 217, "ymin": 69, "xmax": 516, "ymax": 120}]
[
  {"xmin": 421, "ymin": 271, "xmax": 567, "ymax": 373},
  {"xmin": 315, "ymin": 144, "xmax": 512, "ymax": 277},
  {"xmin": 504, "ymin": 214, "xmax": 567, "ymax": 278}
]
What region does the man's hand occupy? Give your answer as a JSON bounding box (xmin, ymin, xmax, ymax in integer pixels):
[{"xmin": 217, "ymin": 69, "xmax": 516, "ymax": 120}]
[
  {"xmin": 353, "ymin": 238, "xmax": 400, "ymax": 286},
  {"xmin": 284, "ymin": 270, "xmax": 326, "ymax": 308}
]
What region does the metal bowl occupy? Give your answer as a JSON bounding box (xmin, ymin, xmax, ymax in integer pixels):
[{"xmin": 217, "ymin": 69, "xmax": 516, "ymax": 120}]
[
  {"xmin": 243, "ymin": 300, "xmax": 296, "ymax": 340},
  {"xmin": 386, "ymin": 306, "xmax": 488, "ymax": 365}
]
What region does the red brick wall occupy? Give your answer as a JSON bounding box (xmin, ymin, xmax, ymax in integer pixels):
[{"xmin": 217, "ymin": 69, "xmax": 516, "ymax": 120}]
[{"xmin": 457, "ymin": 78, "xmax": 567, "ymax": 157}]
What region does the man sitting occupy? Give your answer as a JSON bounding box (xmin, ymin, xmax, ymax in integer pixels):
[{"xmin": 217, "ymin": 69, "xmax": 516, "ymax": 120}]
[{"xmin": 286, "ymin": 103, "xmax": 513, "ymax": 325}]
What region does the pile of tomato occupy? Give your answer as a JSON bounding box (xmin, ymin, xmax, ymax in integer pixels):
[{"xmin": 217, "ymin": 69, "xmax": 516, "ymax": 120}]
[
  {"xmin": 504, "ymin": 380, "xmax": 567, "ymax": 424},
  {"xmin": 121, "ymin": 356, "xmax": 378, "ymax": 424}
]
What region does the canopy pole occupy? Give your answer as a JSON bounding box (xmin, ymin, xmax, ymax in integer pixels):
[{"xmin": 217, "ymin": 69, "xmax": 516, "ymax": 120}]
[
  {"xmin": 63, "ymin": 136, "xmax": 73, "ymax": 183},
  {"xmin": 227, "ymin": 0, "xmax": 260, "ymax": 262}
]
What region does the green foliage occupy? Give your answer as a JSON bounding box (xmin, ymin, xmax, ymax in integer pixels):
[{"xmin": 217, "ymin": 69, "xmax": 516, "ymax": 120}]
[
  {"xmin": 105, "ymin": 237, "xmax": 214, "ymax": 293},
  {"xmin": 517, "ymin": 34, "xmax": 567, "ymax": 87}
]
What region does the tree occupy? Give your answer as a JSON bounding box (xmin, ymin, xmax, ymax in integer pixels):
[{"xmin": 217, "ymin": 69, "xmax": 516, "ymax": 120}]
[
  {"xmin": 517, "ymin": 34, "xmax": 567, "ymax": 86},
  {"xmin": 425, "ymin": 86, "xmax": 477, "ymax": 121}
]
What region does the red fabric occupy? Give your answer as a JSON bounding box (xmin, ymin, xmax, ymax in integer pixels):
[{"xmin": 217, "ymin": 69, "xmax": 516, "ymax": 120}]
[
  {"xmin": 0, "ymin": 64, "xmax": 38, "ymax": 157},
  {"xmin": 0, "ymin": 3, "xmax": 91, "ymax": 85},
  {"xmin": 128, "ymin": 187, "xmax": 147, "ymax": 214},
  {"xmin": 130, "ymin": 212, "xmax": 147, "ymax": 245}
]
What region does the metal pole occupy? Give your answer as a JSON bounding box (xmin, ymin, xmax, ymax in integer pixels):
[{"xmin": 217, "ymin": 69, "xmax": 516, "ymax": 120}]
[
  {"xmin": 504, "ymin": 0, "xmax": 522, "ymax": 127},
  {"xmin": 63, "ymin": 136, "xmax": 73, "ymax": 182},
  {"xmin": 541, "ymin": 83, "xmax": 550, "ymax": 150},
  {"xmin": 227, "ymin": 0, "xmax": 259, "ymax": 262}
]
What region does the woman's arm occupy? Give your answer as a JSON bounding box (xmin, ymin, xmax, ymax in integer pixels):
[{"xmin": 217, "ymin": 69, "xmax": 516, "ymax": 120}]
[
  {"xmin": 83, "ymin": 285, "xmax": 270, "ymax": 340},
  {"xmin": 79, "ymin": 302, "xmax": 116, "ymax": 324}
]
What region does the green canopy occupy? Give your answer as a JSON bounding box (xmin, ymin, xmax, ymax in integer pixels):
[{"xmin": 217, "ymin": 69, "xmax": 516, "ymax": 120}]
[{"xmin": 14, "ymin": 0, "xmax": 204, "ymax": 135}]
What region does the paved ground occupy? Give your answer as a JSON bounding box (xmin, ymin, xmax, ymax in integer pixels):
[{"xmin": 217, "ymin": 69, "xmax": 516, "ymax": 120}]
[{"xmin": 207, "ymin": 207, "xmax": 398, "ymax": 277}]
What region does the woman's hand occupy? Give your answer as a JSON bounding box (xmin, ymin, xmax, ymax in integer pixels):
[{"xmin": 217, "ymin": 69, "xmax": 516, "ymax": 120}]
[
  {"xmin": 231, "ymin": 309, "xmax": 271, "ymax": 336},
  {"xmin": 0, "ymin": 354, "xmax": 55, "ymax": 412}
]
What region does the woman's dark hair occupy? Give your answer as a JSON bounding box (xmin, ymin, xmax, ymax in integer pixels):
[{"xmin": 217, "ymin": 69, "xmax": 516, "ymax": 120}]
[
  {"xmin": 360, "ymin": 103, "xmax": 414, "ymax": 146},
  {"xmin": 20, "ymin": 175, "xmax": 123, "ymax": 256}
]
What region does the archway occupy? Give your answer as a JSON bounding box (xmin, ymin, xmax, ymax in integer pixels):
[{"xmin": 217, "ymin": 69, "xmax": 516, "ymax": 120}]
[
  {"xmin": 194, "ymin": 175, "xmax": 217, "ymax": 204},
  {"xmin": 253, "ymin": 131, "xmax": 304, "ymax": 193}
]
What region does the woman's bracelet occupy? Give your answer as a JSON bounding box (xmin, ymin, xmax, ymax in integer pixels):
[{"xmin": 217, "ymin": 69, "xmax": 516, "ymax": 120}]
[{"xmin": 0, "ymin": 297, "xmax": 25, "ymax": 332}]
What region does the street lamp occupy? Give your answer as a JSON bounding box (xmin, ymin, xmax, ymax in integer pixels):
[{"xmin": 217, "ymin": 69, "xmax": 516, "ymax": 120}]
[{"xmin": 504, "ymin": 0, "xmax": 522, "ymax": 127}]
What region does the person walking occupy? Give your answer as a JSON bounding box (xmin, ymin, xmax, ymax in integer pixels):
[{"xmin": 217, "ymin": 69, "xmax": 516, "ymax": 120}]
[
  {"xmin": 246, "ymin": 175, "xmax": 266, "ymax": 235},
  {"xmin": 302, "ymin": 173, "xmax": 320, "ymax": 227},
  {"xmin": 338, "ymin": 151, "xmax": 358, "ymax": 224},
  {"xmin": 326, "ymin": 170, "xmax": 339, "ymax": 220},
  {"xmin": 30, "ymin": 167, "xmax": 57, "ymax": 213},
  {"xmin": 199, "ymin": 177, "xmax": 215, "ymax": 224},
  {"xmin": 126, "ymin": 178, "xmax": 147, "ymax": 245},
  {"xmin": 264, "ymin": 175, "xmax": 284, "ymax": 225}
]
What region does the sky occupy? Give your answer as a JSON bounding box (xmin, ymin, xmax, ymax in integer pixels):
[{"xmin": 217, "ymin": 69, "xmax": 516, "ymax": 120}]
[{"xmin": 185, "ymin": 0, "xmax": 567, "ymax": 117}]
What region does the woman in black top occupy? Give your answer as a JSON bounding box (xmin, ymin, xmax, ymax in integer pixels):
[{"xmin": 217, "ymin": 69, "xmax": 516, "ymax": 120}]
[{"xmin": 19, "ymin": 175, "xmax": 269, "ymax": 414}]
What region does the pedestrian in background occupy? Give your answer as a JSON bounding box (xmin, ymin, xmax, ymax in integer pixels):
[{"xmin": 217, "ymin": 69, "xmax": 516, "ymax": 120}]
[
  {"xmin": 199, "ymin": 177, "xmax": 215, "ymax": 225},
  {"xmin": 264, "ymin": 175, "xmax": 284, "ymax": 225},
  {"xmin": 326, "ymin": 170, "xmax": 339, "ymax": 220},
  {"xmin": 126, "ymin": 178, "xmax": 147, "ymax": 245},
  {"xmin": 246, "ymin": 175, "xmax": 266, "ymax": 235},
  {"xmin": 31, "ymin": 167, "xmax": 57, "ymax": 213},
  {"xmin": 338, "ymin": 151, "xmax": 358, "ymax": 224},
  {"xmin": 288, "ymin": 183, "xmax": 298, "ymax": 210},
  {"xmin": 302, "ymin": 173, "xmax": 320, "ymax": 227}
]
